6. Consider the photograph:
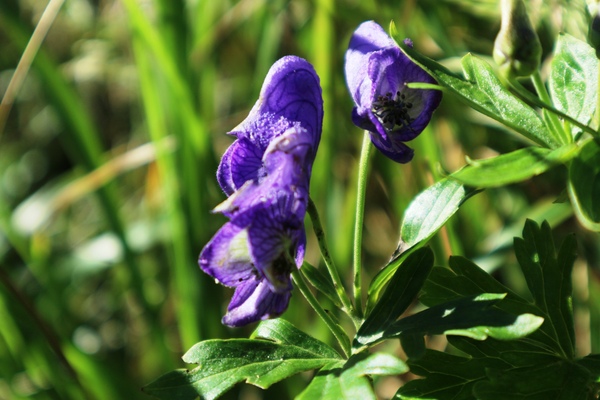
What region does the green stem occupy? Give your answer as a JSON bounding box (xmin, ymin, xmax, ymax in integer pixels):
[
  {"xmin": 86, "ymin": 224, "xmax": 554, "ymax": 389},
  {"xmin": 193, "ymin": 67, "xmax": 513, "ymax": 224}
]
[
  {"xmin": 530, "ymin": 71, "xmax": 570, "ymax": 145},
  {"xmin": 307, "ymin": 198, "xmax": 359, "ymax": 327},
  {"xmin": 292, "ymin": 269, "xmax": 351, "ymax": 357},
  {"xmin": 353, "ymin": 132, "xmax": 373, "ymax": 318}
]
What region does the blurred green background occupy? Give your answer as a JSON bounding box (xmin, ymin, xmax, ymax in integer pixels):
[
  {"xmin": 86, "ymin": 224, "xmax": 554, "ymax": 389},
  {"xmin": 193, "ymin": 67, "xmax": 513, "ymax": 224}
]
[{"xmin": 0, "ymin": 0, "xmax": 598, "ymax": 399}]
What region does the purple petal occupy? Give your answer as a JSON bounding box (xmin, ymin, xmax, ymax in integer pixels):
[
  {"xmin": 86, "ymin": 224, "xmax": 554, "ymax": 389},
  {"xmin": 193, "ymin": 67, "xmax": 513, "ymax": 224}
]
[
  {"xmin": 367, "ymin": 47, "xmax": 440, "ymax": 141},
  {"xmin": 263, "ymin": 126, "xmax": 316, "ymax": 184},
  {"xmin": 218, "ymin": 57, "xmax": 323, "ymax": 194},
  {"xmin": 216, "ymin": 141, "xmax": 236, "ymax": 196},
  {"xmin": 235, "ymin": 56, "xmax": 323, "ymax": 154},
  {"xmin": 198, "ymin": 222, "xmax": 256, "ymax": 287},
  {"xmin": 222, "ymin": 138, "xmax": 266, "ymax": 194},
  {"xmin": 367, "ymin": 131, "xmax": 415, "ymax": 163},
  {"xmin": 222, "ymin": 277, "xmax": 291, "ymax": 327},
  {"xmin": 216, "ymin": 128, "xmax": 312, "ymax": 219},
  {"xmin": 345, "ymin": 21, "xmax": 396, "ymax": 106},
  {"xmin": 246, "ymin": 208, "xmax": 302, "ymax": 293},
  {"xmin": 259, "ymin": 56, "xmax": 323, "ymax": 148}
]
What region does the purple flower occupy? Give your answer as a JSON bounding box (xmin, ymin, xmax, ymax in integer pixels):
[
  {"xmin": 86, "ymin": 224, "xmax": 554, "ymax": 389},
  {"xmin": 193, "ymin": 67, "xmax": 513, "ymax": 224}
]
[
  {"xmin": 199, "ymin": 56, "xmax": 323, "ymax": 327},
  {"xmin": 218, "ymin": 56, "xmax": 322, "ymax": 196},
  {"xmin": 345, "ymin": 21, "xmax": 442, "ymax": 163}
]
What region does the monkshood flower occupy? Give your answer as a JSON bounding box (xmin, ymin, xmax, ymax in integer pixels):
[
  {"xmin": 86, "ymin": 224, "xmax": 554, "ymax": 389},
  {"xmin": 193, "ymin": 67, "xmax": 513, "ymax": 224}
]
[
  {"xmin": 217, "ymin": 56, "xmax": 322, "ymax": 196},
  {"xmin": 345, "ymin": 21, "xmax": 442, "ymax": 163},
  {"xmin": 199, "ymin": 56, "xmax": 323, "ymax": 327}
]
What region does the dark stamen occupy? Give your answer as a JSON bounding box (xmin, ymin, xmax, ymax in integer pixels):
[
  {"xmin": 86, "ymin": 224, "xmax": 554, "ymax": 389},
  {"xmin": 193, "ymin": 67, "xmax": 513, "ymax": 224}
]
[{"xmin": 371, "ymin": 91, "xmax": 414, "ymax": 131}]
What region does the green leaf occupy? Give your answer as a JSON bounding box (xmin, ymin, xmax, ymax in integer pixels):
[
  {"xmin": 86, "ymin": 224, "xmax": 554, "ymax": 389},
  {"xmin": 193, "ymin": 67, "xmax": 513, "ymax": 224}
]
[
  {"xmin": 301, "ymin": 262, "xmax": 343, "ymax": 309},
  {"xmin": 578, "ymin": 354, "xmax": 600, "ymax": 378},
  {"xmin": 295, "ymin": 363, "xmax": 345, "ymax": 400},
  {"xmin": 297, "ymin": 353, "xmax": 408, "ymax": 400},
  {"xmin": 420, "ymin": 257, "xmax": 528, "ymax": 309},
  {"xmin": 452, "ymin": 144, "xmax": 579, "ymax": 188},
  {"xmin": 473, "ymin": 361, "xmax": 595, "ymax": 400},
  {"xmin": 449, "ymin": 336, "xmax": 561, "ymax": 370},
  {"xmin": 387, "ymin": 294, "xmax": 542, "ymax": 342},
  {"xmin": 514, "ymin": 220, "xmax": 576, "ymax": 358},
  {"xmin": 549, "ymin": 33, "xmax": 599, "ymax": 139},
  {"xmin": 143, "ymin": 325, "xmax": 343, "ymax": 400},
  {"xmin": 569, "ymin": 138, "xmax": 600, "ymax": 231},
  {"xmin": 395, "ymin": 220, "xmax": 600, "ymax": 399},
  {"xmin": 250, "ymin": 318, "xmax": 342, "ymax": 359},
  {"xmin": 396, "ymin": 41, "xmax": 556, "ymax": 148},
  {"xmin": 399, "ymin": 178, "xmax": 471, "ymax": 250},
  {"xmin": 367, "ymin": 178, "xmax": 475, "ymax": 314},
  {"xmin": 395, "ymin": 350, "xmax": 486, "ymax": 399},
  {"xmin": 399, "ymin": 334, "xmax": 426, "ymax": 360},
  {"xmin": 355, "ymin": 248, "xmax": 434, "ymax": 349}
]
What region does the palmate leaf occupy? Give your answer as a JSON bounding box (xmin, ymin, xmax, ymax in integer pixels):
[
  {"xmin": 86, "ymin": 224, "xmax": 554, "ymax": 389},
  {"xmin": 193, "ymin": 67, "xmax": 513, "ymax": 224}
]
[
  {"xmin": 143, "ymin": 319, "xmax": 342, "ymax": 400},
  {"xmin": 473, "ymin": 360, "xmax": 595, "ymax": 400},
  {"xmin": 396, "ymin": 350, "xmax": 488, "ymax": 400},
  {"xmin": 514, "ymin": 220, "xmax": 577, "ymax": 358},
  {"xmin": 396, "ymin": 220, "xmax": 600, "ymax": 399},
  {"xmin": 357, "ymin": 247, "xmax": 541, "ymax": 354},
  {"xmin": 387, "ymin": 294, "xmax": 542, "ymax": 342}
]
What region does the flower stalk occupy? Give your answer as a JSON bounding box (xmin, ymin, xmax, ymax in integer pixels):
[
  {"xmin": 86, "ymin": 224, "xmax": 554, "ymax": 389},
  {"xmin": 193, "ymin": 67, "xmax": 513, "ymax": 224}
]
[
  {"xmin": 306, "ymin": 198, "xmax": 360, "ymax": 326},
  {"xmin": 352, "ymin": 132, "xmax": 373, "ymax": 318},
  {"xmin": 292, "ymin": 269, "xmax": 351, "ymax": 357}
]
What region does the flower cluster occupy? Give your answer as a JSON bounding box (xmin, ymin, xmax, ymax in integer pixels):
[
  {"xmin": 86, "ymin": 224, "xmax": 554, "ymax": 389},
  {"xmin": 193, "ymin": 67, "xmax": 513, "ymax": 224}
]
[
  {"xmin": 199, "ymin": 56, "xmax": 323, "ymax": 327},
  {"xmin": 345, "ymin": 21, "xmax": 442, "ymax": 163}
]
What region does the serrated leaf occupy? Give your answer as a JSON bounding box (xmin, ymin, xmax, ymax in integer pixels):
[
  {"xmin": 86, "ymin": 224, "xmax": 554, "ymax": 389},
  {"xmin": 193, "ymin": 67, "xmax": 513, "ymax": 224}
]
[
  {"xmin": 396, "ymin": 41, "xmax": 556, "ymax": 148},
  {"xmin": 251, "ymin": 318, "xmax": 342, "ymax": 359},
  {"xmin": 549, "ymin": 33, "xmax": 598, "ymax": 139},
  {"xmin": 386, "ymin": 294, "xmax": 542, "ymax": 342},
  {"xmin": 448, "ymin": 336, "xmax": 561, "ymax": 370},
  {"xmin": 514, "ymin": 220, "xmax": 576, "ymax": 358},
  {"xmin": 355, "ymin": 248, "xmax": 434, "ymax": 349},
  {"xmin": 569, "ymin": 138, "xmax": 600, "ymax": 231},
  {"xmin": 452, "ymin": 144, "xmax": 578, "ymax": 188},
  {"xmin": 397, "ymin": 220, "xmax": 600, "ymax": 399},
  {"xmin": 144, "ymin": 337, "xmax": 341, "ymax": 400},
  {"xmin": 395, "ymin": 350, "xmax": 486, "ymax": 400},
  {"xmin": 297, "ymin": 353, "xmax": 407, "ymax": 400},
  {"xmin": 473, "ymin": 360, "xmax": 594, "ymax": 400},
  {"xmin": 578, "ymin": 354, "xmax": 600, "ymax": 378},
  {"xmin": 420, "ymin": 257, "xmax": 531, "ymax": 315}
]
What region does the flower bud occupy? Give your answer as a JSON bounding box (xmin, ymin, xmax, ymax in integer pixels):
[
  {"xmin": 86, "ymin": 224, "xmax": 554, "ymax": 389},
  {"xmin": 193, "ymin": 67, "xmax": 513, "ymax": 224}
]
[
  {"xmin": 493, "ymin": 0, "xmax": 542, "ymax": 78},
  {"xmin": 588, "ymin": 3, "xmax": 600, "ymax": 59}
]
